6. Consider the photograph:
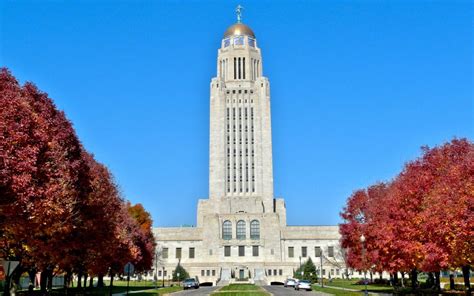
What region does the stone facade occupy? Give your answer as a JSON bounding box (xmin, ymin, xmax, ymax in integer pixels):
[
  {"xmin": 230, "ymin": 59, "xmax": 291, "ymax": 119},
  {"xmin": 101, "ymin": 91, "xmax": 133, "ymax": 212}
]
[{"xmin": 153, "ymin": 21, "xmax": 346, "ymax": 286}]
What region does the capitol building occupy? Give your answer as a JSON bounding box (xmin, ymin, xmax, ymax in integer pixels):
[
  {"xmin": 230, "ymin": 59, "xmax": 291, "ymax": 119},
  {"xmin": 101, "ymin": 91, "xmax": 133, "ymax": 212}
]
[{"xmin": 153, "ymin": 12, "xmax": 345, "ymax": 286}]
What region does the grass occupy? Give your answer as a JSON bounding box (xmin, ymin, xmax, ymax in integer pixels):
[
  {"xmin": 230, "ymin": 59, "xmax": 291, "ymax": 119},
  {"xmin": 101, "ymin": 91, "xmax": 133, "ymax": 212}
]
[
  {"xmin": 325, "ymin": 279, "xmax": 394, "ymax": 292},
  {"xmin": 16, "ymin": 281, "xmax": 179, "ymax": 296},
  {"xmin": 126, "ymin": 286, "xmax": 183, "ymax": 295},
  {"xmin": 311, "ymin": 285, "xmax": 362, "ymax": 296},
  {"xmin": 213, "ymin": 284, "xmax": 270, "ymax": 296},
  {"xmin": 219, "ymin": 284, "xmax": 260, "ymax": 291}
]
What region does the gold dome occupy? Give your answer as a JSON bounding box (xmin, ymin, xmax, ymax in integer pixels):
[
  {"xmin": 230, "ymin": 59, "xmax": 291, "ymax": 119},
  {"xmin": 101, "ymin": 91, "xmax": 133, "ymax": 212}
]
[{"xmin": 223, "ymin": 23, "xmax": 255, "ymax": 38}]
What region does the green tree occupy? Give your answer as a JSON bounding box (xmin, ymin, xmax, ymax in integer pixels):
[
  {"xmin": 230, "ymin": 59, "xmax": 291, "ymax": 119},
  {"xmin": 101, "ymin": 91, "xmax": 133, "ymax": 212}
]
[
  {"xmin": 294, "ymin": 258, "xmax": 318, "ymax": 283},
  {"xmin": 172, "ymin": 264, "xmax": 189, "ymax": 282}
]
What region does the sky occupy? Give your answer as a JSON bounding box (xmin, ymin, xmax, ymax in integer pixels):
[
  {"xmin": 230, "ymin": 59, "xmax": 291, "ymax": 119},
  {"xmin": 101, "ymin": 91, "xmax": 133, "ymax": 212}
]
[{"xmin": 1, "ymin": 0, "xmax": 472, "ymax": 227}]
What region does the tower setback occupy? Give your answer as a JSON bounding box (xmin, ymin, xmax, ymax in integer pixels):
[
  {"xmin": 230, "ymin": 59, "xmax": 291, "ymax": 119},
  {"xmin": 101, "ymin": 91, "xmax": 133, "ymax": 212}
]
[{"xmin": 153, "ymin": 14, "xmax": 345, "ymax": 286}]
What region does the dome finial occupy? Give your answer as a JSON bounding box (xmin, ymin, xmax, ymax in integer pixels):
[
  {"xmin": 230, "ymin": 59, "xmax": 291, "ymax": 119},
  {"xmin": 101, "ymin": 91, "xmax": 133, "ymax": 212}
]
[{"xmin": 236, "ymin": 4, "xmax": 244, "ymax": 23}]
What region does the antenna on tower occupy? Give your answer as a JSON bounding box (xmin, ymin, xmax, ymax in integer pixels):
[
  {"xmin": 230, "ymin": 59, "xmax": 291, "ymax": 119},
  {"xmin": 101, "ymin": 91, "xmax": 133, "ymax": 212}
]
[{"xmin": 236, "ymin": 5, "xmax": 244, "ymax": 23}]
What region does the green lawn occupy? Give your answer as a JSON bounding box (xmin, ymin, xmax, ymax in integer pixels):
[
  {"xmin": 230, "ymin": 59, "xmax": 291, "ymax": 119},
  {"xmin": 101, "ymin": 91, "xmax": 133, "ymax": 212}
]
[
  {"xmin": 325, "ymin": 279, "xmax": 394, "ymax": 292},
  {"xmin": 311, "ymin": 285, "xmax": 362, "ymax": 296},
  {"xmin": 219, "ymin": 284, "xmax": 260, "ymax": 291},
  {"xmin": 213, "ymin": 284, "xmax": 270, "ymax": 296},
  {"xmin": 126, "ymin": 286, "xmax": 183, "ymax": 295}
]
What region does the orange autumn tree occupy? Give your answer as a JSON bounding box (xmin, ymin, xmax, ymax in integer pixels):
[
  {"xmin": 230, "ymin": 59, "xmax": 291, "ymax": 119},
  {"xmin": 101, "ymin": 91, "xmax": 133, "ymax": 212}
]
[
  {"xmin": 340, "ymin": 138, "xmax": 474, "ymax": 292},
  {"xmin": 0, "ymin": 68, "xmax": 156, "ymax": 294}
]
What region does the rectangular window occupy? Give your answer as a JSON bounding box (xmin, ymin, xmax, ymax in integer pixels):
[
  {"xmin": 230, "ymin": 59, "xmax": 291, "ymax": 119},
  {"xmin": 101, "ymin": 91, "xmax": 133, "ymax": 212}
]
[
  {"xmin": 288, "ymin": 247, "xmax": 294, "ymax": 258},
  {"xmin": 201, "ymin": 270, "xmax": 205, "ymax": 276},
  {"xmin": 212, "ymin": 270, "xmax": 216, "ymax": 276},
  {"xmin": 323, "ymin": 269, "xmax": 326, "ymax": 276},
  {"xmin": 268, "ymin": 269, "xmax": 272, "ymax": 276},
  {"xmin": 279, "ymin": 269, "xmax": 283, "ymax": 276},
  {"xmin": 162, "ymin": 248, "xmax": 168, "ymax": 259},
  {"xmin": 189, "ymin": 247, "xmax": 195, "ymax": 259},
  {"xmin": 206, "ymin": 270, "xmax": 210, "ymax": 276},
  {"xmin": 336, "ymin": 269, "xmax": 340, "ymax": 275},
  {"xmin": 302, "ymin": 246, "xmax": 307, "ymax": 257},
  {"xmin": 176, "ymin": 248, "xmax": 182, "ymax": 259},
  {"xmin": 315, "ymin": 246, "xmax": 321, "ymax": 257},
  {"xmin": 224, "ymin": 246, "xmax": 231, "ymax": 257},
  {"xmin": 164, "ymin": 270, "xmax": 167, "ymax": 277},
  {"xmin": 328, "ymin": 246, "xmax": 334, "ymax": 257},
  {"xmin": 239, "ymin": 246, "xmax": 245, "ymax": 256},
  {"xmin": 273, "ymin": 269, "xmax": 277, "ymax": 276},
  {"xmin": 252, "ymin": 245, "xmax": 259, "ymax": 257},
  {"xmin": 158, "ymin": 270, "xmax": 162, "ymax": 277}
]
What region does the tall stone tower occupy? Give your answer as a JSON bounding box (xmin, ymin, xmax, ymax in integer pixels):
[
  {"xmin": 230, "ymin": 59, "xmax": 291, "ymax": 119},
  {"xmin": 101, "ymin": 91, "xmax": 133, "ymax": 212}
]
[
  {"xmin": 208, "ymin": 17, "xmax": 274, "ymax": 215},
  {"xmin": 154, "ymin": 9, "xmax": 344, "ymax": 286}
]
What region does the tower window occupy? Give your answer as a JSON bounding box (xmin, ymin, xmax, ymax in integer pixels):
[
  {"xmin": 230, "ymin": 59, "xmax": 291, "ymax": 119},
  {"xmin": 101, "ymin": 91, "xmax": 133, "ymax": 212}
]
[
  {"xmin": 250, "ymin": 220, "xmax": 260, "ymax": 239},
  {"xmin": 236, "ymin": 220, "xmax": 246, "ymax": 240},
  {"xmin": 238, "ymin": 57, "xmax": 241, "ymax": 79},
  {"xmin": 243, "ymin": 57, "xmax": 246, "ymax": 79},
  {"xmin": 222, "ymin": 220, "xmax": 232, "ymax": 240}
]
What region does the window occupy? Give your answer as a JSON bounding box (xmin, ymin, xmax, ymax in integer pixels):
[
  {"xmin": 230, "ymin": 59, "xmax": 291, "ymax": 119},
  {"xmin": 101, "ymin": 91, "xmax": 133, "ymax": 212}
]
[
  {"xmin": 274, "ymin": 269, "xmax": 277, "ymax": 276},
  {"xmin": 336, "ymin": 269, "xmax": 340, "ymax": 275},
  {"xmin": 189, "ymin": 247, "xmax": 195, "ymax": 259},
  {"xmin": 236, "ymin": 220, "xmax": 246, "ymax": 240},
  {"xmin": 239, "ymin": 245, "xmax": 245, "ymax": 256},
  {"xmin": 302, "ymin": 246, "xmax": 307, "ymax": 257},
  {"xmin": 268, "ymin": 269, "xmax": 272, "ymax": 276},
  {"xmin": 222, "ymin": 220, "xmax": 232, "ymax": 240},
  {"xmin": 164, "ymin": 270, "xmax": 167, "ymax": 277},
  {"xmin": 209, "ymin": 249, "xmax": 213, "ymax": 255},
  {"xmin": 201, "ymin": 270, "xmax": 205, "ymax": 276},
  {"xmin": 206, "ymin": 270, "xmax": 210, "ymax": 276},
  {"xmin": 162, "ymin": 248, "xmax": 168, "ymax": 259},
  {"xmin": 279, "ymin": 269, "xmax": 283, "ymax": 276},
  {"xmin": 331, "ymin": 269, "xmax": 334, "ymax": 275},
  {"xmin": 224, "ymin": 246, "xmax": 231, "ymax": 257},
  {"xmin": 176, "ymin": 248, "xmax": 182, "ymax": 259},
  {"xmin": 212, "ymin": 270, "xmax": 216, "ymax": 276},
  {"xmin": 158, "ymin": 270, "xmax": 162, "ymax": 277},
  {"xmin": 252, "ymin": 245, "xmax": 259, "ymax": 257},
  {"xmin": 288, "ymin": 247, "xmax": 294, "ymax": 258},
  {"xmin": 328, "ymin": 246, "xmax": 334, "ymax": 257},
  {"xmin": 250, "ymin": 220, "xmax": 260, "ymax": 239},
  {"xmin": 315, "ymin": 246, "xmax": 321, "ymax": 257},
  {"xmin": 323, "ymin": 269, "xmax": 326, "ymax": 276}
]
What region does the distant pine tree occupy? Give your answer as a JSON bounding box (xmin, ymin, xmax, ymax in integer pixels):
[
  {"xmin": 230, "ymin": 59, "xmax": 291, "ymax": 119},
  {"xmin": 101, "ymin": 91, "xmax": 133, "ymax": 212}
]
[
  {"xmin": 172, "ymin": 263, "xmax": 189, "ymax": 281},
  {"xmin": 295, "ymin": 257, "xmax": 318, "ymax": 283}
]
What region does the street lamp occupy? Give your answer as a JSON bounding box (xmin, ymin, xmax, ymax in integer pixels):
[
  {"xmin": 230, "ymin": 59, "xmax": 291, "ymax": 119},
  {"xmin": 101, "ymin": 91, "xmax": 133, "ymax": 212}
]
[{"xmin": 360, "ymin": 234, "xmax": 368, "ymax": 296}]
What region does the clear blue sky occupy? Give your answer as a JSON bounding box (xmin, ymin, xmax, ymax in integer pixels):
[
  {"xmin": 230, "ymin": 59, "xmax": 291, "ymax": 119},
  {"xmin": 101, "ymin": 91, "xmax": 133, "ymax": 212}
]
[{"xmin": 1, "ymin": 1, "xmax": 472, "ymax": 227}]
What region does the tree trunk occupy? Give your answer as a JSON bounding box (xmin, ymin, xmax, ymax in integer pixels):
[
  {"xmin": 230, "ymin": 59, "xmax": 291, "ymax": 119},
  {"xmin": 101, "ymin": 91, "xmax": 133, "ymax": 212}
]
[
  {"xmin": 28, "ymin": 269, "xmax": 36, "ymax": 295},
  {"xmin": 401, "ymin": 272, "xmax": 405, "ymax": 287},
  {"xmin": 393, "ymin": 272, "xmax": 399, "ymax": 286},
  {"xmin": 83, "ymin": 274, "xmax": 88, "ymax": 288},
  {"xmin": 47, "ymin": 271, "xmax": 53, "ymax": 291},
  {"xmin": 434, "ymin": 271, "xmax": 440, "ymax": 291},
  {"xmin": 370, "ymin": 272, "xmax": 373, "ymax": 282},
  {"xmin": 462, "ymin": 265, "xmax": 471, "ymax": 293},
  {"xmin": 77, "ymin": 272, "xmax": 82, "ymax": 288},
  {"xmin": 411, "ymin": 269, "xmax": 418, "ymax": 291},
  {"xmin": 89, "ymin": 276, "xmax": 94, "ymax": 288},
  {"xmin": 97, "ymin": 274, "xmax": 104, "ymax": 288},
  {"xmin": 40, "ymin": 269, "xmax": 48, "ymax": 293},
  {"xmin": 109, "ymin": 273, "xmax": 115, "ymax": 296},
  {"xmin": 450, "ymin": 273, "xmax": 455, "ymax": 290}
]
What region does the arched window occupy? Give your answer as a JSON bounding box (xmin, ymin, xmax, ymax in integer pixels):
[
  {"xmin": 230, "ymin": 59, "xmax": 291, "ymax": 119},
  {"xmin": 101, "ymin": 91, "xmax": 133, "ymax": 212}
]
[
  {"xmin": 250, "ymin": 220, "xmax": 260, "ymax": 239},
  {"xmin": 223, "ymin": 220, "xmax": 232, "ymax": 240},
  {"xmin": 236, "ymin": 220, "xmax": 246, "ymax": 240}
]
